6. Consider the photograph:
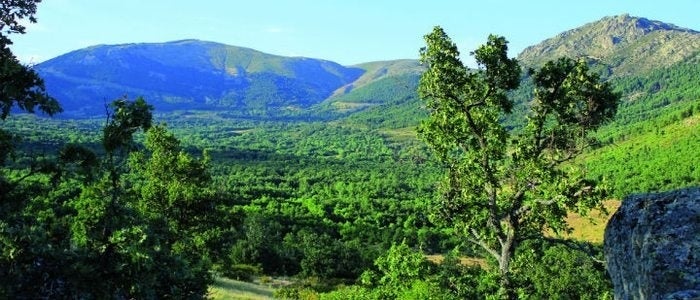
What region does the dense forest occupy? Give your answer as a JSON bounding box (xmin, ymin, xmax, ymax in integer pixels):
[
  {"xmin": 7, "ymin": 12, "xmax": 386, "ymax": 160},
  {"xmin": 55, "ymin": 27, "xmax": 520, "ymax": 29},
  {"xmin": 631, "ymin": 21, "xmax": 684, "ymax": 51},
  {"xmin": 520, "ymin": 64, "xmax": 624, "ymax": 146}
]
[{"xmin": 2, "ymin": 1, "xmax": 699, "ymax": 299}]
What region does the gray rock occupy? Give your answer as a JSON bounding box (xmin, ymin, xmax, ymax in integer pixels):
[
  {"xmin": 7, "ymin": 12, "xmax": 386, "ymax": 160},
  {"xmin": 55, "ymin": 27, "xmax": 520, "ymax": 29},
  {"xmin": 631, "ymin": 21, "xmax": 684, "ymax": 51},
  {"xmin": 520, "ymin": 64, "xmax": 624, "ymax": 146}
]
[{"xmin": 604, "ymin": 187, "xmax": 700, "ymax": 300}]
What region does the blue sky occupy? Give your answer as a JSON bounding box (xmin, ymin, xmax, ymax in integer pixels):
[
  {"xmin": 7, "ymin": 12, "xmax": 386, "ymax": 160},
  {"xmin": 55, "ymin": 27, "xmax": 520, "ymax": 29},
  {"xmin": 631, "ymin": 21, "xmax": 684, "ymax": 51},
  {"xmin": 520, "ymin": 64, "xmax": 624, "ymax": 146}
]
[{"xmin": 9, "ymin": 0, "xmax": 700, "ymax": 66}]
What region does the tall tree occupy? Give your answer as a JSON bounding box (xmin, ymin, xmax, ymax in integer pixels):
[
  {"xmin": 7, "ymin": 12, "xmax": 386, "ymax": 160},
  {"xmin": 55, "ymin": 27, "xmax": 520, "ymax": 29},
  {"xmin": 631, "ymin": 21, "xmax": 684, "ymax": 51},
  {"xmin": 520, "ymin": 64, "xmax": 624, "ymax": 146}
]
[
  {"xmin": 0, "ymin": 2, "xmax": 66, "ymax": 296},
  {"xmin": 418, "ymin": 26, "xmax": 619, "ymax": 297},
  {"xmin": 69, "ymin": 98, "xmax": 216, "ymax": 298},
  {"xmin": 0, "ymin": 0, "xmax": 59, "ymax": 196},
  {"xmin": 0, "ymin": 0, "xmax": 60, "ymax": 120}
]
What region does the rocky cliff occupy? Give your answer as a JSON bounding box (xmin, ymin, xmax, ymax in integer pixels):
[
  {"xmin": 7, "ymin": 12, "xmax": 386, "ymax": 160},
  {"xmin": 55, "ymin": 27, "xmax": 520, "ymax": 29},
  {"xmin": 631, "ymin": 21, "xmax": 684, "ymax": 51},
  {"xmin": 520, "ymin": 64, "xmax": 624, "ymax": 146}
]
[{"xmin": 604, "ymin": 187, "xmax": 700, "ymax": 299}]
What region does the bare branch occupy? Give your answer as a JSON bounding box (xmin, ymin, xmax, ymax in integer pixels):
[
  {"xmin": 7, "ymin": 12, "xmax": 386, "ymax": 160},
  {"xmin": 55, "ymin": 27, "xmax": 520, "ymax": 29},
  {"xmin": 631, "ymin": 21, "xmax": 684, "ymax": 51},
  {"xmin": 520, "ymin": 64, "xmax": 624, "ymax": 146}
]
[
  {"xmin": 469, "ymin": 228, "xmax": 501, "ymax": 261},
  {"xmin": 514, "ymin": 197, "xmax": 557, "ymax": 218}
]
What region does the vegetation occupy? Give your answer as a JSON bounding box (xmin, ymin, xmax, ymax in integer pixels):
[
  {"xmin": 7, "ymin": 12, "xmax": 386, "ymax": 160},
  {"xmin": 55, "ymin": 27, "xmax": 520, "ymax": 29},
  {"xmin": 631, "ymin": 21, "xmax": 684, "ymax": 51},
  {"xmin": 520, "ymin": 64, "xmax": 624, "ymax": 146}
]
[
  {"xmin": 417, "ymin": 26, "xmax": 619, "ymax": 297},
  {"xmin": 208, "ymin": 277, "xmax": 275, "ymax": 300},
  {"xmin": 1, "ymin": 3, "xmax": 697, "ymax": 299}
]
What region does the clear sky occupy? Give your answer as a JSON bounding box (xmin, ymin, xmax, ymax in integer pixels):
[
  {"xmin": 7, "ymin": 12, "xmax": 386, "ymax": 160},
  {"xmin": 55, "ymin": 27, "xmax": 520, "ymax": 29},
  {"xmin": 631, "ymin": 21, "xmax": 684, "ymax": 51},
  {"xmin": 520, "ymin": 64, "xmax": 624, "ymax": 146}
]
[{"xmin": 9, "ymin": 0, "xmax": 700, "ymax": 66}]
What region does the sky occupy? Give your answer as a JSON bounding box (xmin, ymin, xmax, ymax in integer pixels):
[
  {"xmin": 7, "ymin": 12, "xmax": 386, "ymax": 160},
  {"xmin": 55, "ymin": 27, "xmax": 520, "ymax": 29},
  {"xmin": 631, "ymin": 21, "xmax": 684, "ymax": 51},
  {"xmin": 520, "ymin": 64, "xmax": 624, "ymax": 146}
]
[{"xmin": 9, "ymin": 0, "xmax": 700, "ymax": 66}]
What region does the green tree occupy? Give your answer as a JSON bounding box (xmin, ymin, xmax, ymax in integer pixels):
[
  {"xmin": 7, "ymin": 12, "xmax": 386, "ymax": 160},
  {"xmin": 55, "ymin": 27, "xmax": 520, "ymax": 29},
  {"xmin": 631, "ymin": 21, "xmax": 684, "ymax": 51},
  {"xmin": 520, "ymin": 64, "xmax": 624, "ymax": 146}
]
[
  {"xmin": 0, "ymin": 0, "xmax": 60, "ymax": 120},
  {"xmin": 418, "ymin": 26, "xmax": 619, "ymax": 297},
  {"xmin": 66, "ymin": 97, "xmax": 157, "ymax": 297},
  {"xmin": 510, "ymin": 240, "xmax": 612, "ymax": 299},
  {"xmin": 0, "ymin": 0, "xmax": 60, "ymax": 197},
  {"xmin": 127, "ymin": 123, "xmax": 217, "ymax": 297},
  {"xmin": 0, "ymin": 2, "xmax": 66, "ymax": 296},
  {"xmin": 68, "ymin": 98, "xmax": 217, "ymax": 297}
]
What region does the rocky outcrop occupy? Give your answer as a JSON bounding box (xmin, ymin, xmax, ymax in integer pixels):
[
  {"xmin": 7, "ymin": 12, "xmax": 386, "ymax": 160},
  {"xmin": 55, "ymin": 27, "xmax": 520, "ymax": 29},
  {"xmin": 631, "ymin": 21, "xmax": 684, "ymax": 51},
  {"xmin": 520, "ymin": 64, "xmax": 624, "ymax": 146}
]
[{"xmin": 604, "ymin": 187, "xmax": 700, "ymax": 299}]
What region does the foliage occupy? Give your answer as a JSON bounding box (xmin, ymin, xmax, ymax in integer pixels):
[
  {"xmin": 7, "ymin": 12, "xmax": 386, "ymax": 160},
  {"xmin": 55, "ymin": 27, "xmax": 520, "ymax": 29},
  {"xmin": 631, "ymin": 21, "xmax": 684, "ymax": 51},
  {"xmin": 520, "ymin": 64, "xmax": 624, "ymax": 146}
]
[
  {"xmin": 320, "ymin": 243, "xmax": 496, "ymax": 300},
  {"xmin": 0, "ymin": 5, "xmax": 694, "ymax": 299},
  {"xmin": 585, "ymin": 112, "xmax": 699, "ymax": 198},
  {"xmin": 0, "ymin": 0, "xmax": 60, "ymax": 120},
  {"xmin": 417, "ymin": 26, "xmax": 619, "ymax": 296},
  {"xmin": 1, "ymin": 97, "xmax": 222, "ymax": 298},
  {"xmin": 511, "ymin": 240, "xmax": 613, "ymax": 299}
]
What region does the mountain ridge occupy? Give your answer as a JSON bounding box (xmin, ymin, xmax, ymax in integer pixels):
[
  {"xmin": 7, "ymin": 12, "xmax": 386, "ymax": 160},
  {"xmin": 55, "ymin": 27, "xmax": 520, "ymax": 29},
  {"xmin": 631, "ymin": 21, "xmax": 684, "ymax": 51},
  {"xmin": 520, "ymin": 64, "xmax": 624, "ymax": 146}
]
[
  {"xmin": 36, "ymin": 39, "xmax": 380, "ymax": 117},
  {"xmin": 518, "ymin": 14, "xmax": 700, "ymax": 76},
  {"xmin": 33, "ymin": 14, "xmax": 700, "ymax": 121}
]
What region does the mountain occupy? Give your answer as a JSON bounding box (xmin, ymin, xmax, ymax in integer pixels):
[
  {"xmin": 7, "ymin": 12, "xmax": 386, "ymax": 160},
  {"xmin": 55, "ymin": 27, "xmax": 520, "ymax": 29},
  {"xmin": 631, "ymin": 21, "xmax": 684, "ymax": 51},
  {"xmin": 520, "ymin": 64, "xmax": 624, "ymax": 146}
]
[
  {"xmin": 317, "ymin": 59, "xmax": 424, "ymax": 114},
  {"xmin": 36, "ymin": 40, "xmax": 369, "ymax": 117},
  {"xmin": 34, "ymin": 15, "xmax": 700, "ymax": 125},
  {"xmin": 23, "ymin": 14, "xmax": 700, "ymax": 196},
  {"xmin": 35, "ymin": 40, "xmax": 426, "ymax": 118},
  {"xmin": 504, "ymin": 15, "xmax": 700, "ymax": 126},
  {"xmin": 518, "ymin": 14, "xmax": 700, "ymax": 76},
  {"xmin": 515, "ymin": 15, "xmax": 700, "ymax": 197}
]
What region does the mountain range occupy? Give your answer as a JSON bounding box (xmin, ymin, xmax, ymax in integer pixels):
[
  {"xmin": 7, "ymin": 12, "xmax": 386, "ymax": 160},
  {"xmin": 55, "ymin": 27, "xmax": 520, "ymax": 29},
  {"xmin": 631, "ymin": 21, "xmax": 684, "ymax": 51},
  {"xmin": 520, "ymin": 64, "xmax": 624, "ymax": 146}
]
[
  {"xmin": 21, "ymin": 14, "xmax": 700, "ymax": 197},
  {"xmin": 35, "ymin": 40, "xmax": 423, "ymax": 118},
  {"xmin": 34, "ymin": 14, "xmax": 700, "ymax": 122},
  {"xmin": 518, "ymin": 14, "xmax": 700, "ymax": 75}
]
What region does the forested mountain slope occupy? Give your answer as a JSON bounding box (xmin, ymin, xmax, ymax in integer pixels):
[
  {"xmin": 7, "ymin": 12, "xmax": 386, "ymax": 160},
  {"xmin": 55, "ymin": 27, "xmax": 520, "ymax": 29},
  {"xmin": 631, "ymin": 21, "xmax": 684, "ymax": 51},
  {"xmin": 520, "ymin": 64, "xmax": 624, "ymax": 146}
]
[
  {"xmin": 29, "ymin": 14, "xmax": 700, "ymax": 197},
  {"xmin": 313, "ymin": 59, "xmax": 424, "ymax": 122},
  {"xmin": 36, "ymin": 40, "xmax": 365, "ymax": 116},
  {"xmin": 35, "ymin": 40, "xmax": 425, "ymax": 118},
  {"xmin": 513, "ymin": 15, "xmax": 700, "ymax": 197}
]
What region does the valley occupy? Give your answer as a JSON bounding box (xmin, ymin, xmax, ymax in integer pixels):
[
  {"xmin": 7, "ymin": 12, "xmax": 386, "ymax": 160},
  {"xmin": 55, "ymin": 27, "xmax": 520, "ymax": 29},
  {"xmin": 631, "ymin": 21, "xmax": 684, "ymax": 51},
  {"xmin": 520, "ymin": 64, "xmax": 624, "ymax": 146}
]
[{"xmin": 2, "ymin": 10, "xmax": 699, "ymax": 299}]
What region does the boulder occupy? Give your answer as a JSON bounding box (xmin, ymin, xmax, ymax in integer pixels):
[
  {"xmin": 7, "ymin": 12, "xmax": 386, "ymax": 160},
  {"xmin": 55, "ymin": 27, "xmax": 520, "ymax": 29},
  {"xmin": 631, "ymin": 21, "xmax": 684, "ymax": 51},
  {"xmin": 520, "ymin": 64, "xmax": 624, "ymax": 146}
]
[{"xmin": 604, "ymin": 187, "xmax": 700, "ymax": 299}]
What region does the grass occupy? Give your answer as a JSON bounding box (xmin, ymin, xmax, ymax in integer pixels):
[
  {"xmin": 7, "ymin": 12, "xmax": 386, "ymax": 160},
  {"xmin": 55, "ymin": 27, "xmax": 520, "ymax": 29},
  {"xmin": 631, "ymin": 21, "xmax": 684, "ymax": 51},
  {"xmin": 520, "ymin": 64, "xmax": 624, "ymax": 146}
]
[
  {"xmin": 208, "ymin": 277, "xmax": 275, "ymax": 300},
  {"xmin": 558, "ymin": 199, "xmax": 621, "ymax": 244},
  {"xmin": 425, "ymin": 255, "xmax": 487, "ymax": 267},
  {"xmin": 331, "ymin": 101, "xmax": 378, "ymax": 112}
]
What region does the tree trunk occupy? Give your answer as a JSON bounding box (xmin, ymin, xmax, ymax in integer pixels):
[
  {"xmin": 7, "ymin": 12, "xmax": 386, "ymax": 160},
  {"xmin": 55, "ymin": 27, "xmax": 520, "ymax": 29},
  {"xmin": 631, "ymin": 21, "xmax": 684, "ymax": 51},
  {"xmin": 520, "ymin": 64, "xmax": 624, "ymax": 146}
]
[{"xmin": 497, "ymin": 229, "xmax": 517, "ymax": 299}]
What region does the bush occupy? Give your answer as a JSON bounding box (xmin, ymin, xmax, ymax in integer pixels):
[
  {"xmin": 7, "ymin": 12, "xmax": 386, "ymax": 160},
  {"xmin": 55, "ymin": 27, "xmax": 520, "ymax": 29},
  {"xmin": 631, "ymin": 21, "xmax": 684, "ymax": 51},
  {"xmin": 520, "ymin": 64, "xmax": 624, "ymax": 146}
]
[
  {"xmin": 274, "ymin": 286, "xmax": 320, "ymax": 300},
  {"xmin": 511, "ymin": 240, "xmax": 613, "ymax": 299},
  {"xmin": 220, "ymin": 264, "xmax": 261, "ymax": 282}
]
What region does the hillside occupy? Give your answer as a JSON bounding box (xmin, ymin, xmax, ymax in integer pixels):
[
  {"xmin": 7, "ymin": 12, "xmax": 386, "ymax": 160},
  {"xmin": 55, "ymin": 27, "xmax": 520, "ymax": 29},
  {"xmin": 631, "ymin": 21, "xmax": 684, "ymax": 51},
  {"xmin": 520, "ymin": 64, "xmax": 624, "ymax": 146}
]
[
  {"xmin": 27, "ymin": 14, "xmax": 700, "ymax": 198},
  {"xmin": 518, "ymin": 14, "xmax": 700, "ymax": 76},
  {"xmin": 35, "ymin": 40, "xmax": 425, "ymax": 118},
  {"xmin": 316, "ymin": 59, "xmax": 423, "ymax": 116},
  {"xmin": 515, "ymin": 15, "xmax": 700, "ymax": 195},
  {"xmin": 36, "ymin": 40, "xmax": 365, "ymax": 116}
]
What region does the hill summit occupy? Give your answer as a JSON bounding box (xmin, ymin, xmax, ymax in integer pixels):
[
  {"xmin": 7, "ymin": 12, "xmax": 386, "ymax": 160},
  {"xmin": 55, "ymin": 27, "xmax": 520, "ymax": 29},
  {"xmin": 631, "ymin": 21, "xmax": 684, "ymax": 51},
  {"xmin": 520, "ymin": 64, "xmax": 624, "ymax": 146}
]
[
  {"xmin": 36, "ymin": 40, "xmax": 368, "ymax": 116},
  {"xmin": 33, "ymin": 14, "xmax": 700, "ymax": 119},
  {"xmin": 518, "ymin": 14, "xmax": 700, "ymax": 75}
]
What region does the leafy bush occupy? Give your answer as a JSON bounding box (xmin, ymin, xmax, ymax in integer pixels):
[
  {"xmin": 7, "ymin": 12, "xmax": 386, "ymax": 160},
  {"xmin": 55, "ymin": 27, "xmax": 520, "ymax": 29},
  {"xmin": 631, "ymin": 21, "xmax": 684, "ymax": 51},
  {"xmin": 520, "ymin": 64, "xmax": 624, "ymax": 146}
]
[
  {"xmin": 511, "ymin": 240, "xmax": 613, "ymax": 299},
  {"xmin": 220, "ymin": 264, "xmax": 261, "ymax": 282}
]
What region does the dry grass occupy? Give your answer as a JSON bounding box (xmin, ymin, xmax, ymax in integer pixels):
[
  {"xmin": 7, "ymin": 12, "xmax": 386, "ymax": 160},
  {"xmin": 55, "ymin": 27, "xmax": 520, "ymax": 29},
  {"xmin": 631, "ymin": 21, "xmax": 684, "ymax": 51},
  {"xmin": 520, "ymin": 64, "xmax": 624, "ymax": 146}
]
[
  {"xmin": 425, "ymin": 254, "xmax": 488, "ymax": 268},
  {"xmin": 558, "ymin": 199, "xmax": 621, "ymax": 244},
  {"xmin": 208, "ymin": 277, "xmax": 275, "ymax": 300}
]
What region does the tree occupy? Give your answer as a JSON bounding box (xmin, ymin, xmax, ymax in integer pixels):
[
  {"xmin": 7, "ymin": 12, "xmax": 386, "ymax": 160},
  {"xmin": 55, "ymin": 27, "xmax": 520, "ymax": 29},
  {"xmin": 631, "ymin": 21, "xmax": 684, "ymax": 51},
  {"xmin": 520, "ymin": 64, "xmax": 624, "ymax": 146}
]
[
  {"xmin": 0, "ymin": 96, "xmax": 220, "ymax": 297},
  {"xmin": 0, "ymin": 0, "xmax": 60, "ymax": 120},
  {"xmin": 510, "ymin": 240, "xmax": 612, "ymax": 299},
  {"xmin": 0, "ymin": 2, "xmax": 69, "ymax": 296},
  {"xmin": 418, "ymin": 26, "xmax": 619, "ymax": 298},
  {"xmin": 68, "ymin": 98, "xmax": 217, "ymax": 297},
  {"xmin": 0, "ymin": 0, "xmax": 60, "ymax": 197}
]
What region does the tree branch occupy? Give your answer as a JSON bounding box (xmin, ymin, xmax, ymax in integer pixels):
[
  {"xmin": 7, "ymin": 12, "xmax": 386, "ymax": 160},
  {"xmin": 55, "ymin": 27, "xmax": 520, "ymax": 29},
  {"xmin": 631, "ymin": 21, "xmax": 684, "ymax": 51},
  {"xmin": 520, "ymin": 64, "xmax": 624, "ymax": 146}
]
[
  {"xmin": 469, "ymin": 228, "xmax": 501, "ymax": 262},
  {"xmin": 542, "ymin": 237, "xmax": 607, "ymax": 265},
  {"xmin": 461, "ymin": 92, "xmax": 504, "ymax": 242},
  {"xmin": 514, "ymin": 197, "xmax": 557, "ymax": 218}
]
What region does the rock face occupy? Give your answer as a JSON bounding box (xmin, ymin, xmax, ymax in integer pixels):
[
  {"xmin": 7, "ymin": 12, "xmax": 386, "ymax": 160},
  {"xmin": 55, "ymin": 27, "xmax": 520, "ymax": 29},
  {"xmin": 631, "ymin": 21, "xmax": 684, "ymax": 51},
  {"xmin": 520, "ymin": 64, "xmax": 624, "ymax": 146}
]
[{"xmin": 604, "ymin": 187, "xmax": 700, "ymax": 299}]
